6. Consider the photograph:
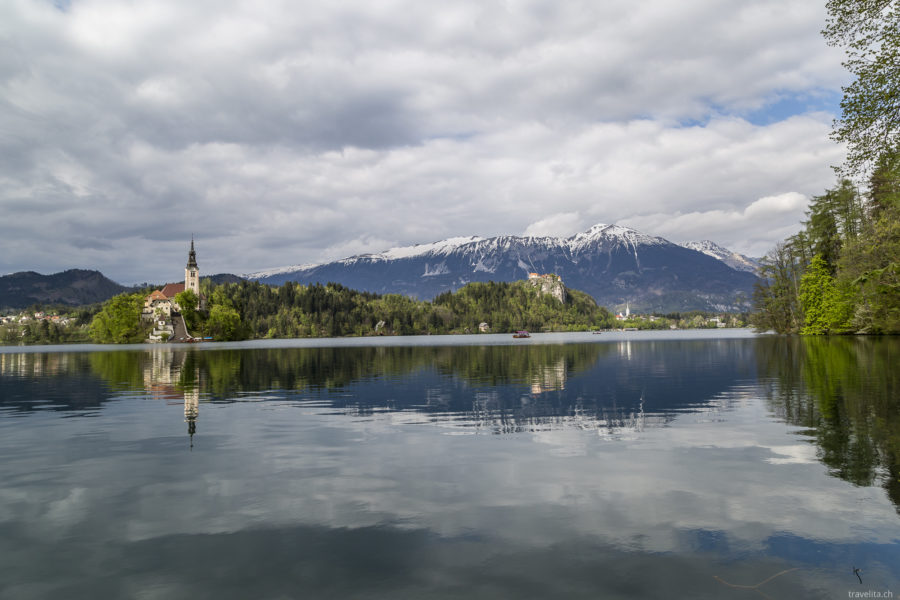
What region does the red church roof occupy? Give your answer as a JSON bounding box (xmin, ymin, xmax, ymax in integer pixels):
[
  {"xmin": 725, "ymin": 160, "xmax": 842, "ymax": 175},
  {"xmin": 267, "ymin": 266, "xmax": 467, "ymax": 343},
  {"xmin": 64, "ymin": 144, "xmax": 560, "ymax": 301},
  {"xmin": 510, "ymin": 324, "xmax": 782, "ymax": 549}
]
[{"xmin": 160, "ymin": 283, "xmax": 185, "ymax": 299}]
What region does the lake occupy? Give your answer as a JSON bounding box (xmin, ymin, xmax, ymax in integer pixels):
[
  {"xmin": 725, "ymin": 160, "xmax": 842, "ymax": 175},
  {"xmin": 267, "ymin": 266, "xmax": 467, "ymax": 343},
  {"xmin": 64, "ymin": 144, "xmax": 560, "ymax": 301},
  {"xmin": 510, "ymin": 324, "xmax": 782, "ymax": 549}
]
[{"xmin": 1, "ymin": 330, "xmax": 898, "ymax": 599}]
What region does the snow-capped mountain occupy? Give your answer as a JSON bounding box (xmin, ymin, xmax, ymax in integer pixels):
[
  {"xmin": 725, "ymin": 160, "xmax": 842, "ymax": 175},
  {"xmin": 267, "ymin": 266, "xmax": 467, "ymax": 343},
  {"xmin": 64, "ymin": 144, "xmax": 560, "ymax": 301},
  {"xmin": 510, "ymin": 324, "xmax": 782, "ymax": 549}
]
[
  {"xmin": 245, "ymin": 224, "xmax": 759, "ymax": 312},
  {"xmin": 681, "ymin": 241, "xmax": 760, "ymax": 274}
]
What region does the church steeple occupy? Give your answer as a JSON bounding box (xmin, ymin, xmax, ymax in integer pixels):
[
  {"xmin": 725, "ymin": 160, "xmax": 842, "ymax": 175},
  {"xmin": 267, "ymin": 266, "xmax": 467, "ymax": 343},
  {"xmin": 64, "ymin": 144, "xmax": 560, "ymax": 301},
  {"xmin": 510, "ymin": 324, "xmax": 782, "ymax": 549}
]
[
  {"xmin": 187, "ymin": 236, "xmax": 198, "ymax": 269},
  {"xmin": 185, "ymin": 237, "xmax": 200, "ymax": 297}
]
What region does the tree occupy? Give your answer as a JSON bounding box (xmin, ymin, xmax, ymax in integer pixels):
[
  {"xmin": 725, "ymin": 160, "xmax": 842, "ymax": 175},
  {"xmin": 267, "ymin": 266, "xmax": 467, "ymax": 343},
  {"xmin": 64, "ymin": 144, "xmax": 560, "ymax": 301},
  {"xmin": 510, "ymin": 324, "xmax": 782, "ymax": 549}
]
[
  {"xmin": 752, "ymin": 242, "xmax": 804, "ymax": 333},
  {"xmin": 206, "ymin": 304, "xmax": 243, "ymax": 341},
  {"xmin": 89, "ymin": 293, "xmax": 146, "ymax": 343},
  {"xmin": 869, "ymin": 147, "xmax": 900, "ymax": 215},
  {"xmin": 823, "ymin": 0, "xmax": 900, "ymax": 175},
  {"xmin": 799, "ymin": 255, "xmax": 852, "ymax": 334},
  {"xmin": 174, "ymin": 289, "xmax": 200, "ymax": 330},
  {"xmin": 837, "ymin": 208, "xmax": 900, "ymax": 332},
  {"xmin": 802, "ymin": 179, "xmax": 865, "ymax": 269}
]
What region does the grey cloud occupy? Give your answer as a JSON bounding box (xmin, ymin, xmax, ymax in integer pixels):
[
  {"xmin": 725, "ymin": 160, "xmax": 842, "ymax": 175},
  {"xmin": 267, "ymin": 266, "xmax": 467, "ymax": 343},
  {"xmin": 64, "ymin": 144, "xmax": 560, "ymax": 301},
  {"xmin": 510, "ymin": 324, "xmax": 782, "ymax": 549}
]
[
  {"xmin": 69, "ymin": 237, "xmax": 113, "ymax": 251},
  {"xmin": 0, "ymin": 0, "xmax": 850, "ymax": 282}
]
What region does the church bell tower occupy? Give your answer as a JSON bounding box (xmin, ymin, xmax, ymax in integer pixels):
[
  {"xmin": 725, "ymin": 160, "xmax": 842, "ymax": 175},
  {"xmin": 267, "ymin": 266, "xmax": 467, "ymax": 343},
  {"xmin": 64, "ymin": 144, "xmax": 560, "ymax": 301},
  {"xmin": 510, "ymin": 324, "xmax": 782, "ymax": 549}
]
[{"xmin": 185, "ymin": 237, "xmax": 200, "ymax": 296}]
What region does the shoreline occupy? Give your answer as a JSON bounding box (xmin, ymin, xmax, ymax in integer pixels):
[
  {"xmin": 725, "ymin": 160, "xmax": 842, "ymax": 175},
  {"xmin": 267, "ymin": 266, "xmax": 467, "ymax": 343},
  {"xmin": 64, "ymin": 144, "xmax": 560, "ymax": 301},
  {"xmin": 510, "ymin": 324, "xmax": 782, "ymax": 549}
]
[{"xmin": 0, "ymin": 328, "xmax": 760, "ymax": 354}]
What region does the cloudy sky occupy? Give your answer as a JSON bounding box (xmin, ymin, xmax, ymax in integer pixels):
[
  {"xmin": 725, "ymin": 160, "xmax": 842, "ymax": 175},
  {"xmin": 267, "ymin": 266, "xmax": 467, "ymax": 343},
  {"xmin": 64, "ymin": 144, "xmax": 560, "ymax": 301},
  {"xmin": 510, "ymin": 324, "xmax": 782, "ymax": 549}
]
[{"xmin": 2, "ymin": 0, "xmax": 848, "ymax": 284}]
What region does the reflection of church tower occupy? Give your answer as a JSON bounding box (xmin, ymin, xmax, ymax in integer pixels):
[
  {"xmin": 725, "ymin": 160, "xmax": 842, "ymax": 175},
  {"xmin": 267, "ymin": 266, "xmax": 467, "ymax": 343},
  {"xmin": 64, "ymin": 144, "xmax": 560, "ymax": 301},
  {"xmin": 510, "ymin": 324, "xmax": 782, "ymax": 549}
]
[
  {"xmin": 531, "ymin": 357, "xmax": 568, "ymax": 394},
  {"xmin": 184, "ymin": 386, "xmax": 199, "ymax": 449},
  {"xmin": 185, "ymin": 237, "xmax": 200, "ymax": 296}
]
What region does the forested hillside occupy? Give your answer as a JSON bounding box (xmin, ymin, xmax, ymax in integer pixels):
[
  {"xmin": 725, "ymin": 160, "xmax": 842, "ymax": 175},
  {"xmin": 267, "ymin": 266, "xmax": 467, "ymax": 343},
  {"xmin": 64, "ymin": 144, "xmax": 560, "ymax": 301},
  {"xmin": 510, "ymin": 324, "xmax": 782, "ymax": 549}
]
[
  {"xmin": 88, "ymin": 279, "xmax": 614, "ymax": 343},
  {"xmin": 0, "ymin": 269, "xmax": 126, "ymax": 309},
  {"xmin": 207, "ymin": 279, "xmax": 613, "ymax": 340}
]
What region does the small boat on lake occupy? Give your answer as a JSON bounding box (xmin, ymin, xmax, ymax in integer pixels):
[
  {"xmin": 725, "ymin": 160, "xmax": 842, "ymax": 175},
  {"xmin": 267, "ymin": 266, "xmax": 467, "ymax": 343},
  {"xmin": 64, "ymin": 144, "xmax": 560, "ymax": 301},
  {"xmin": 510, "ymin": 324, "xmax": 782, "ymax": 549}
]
[{"xmin": 512, "ymin": 331, "xmax": 531, "ymax": 338}]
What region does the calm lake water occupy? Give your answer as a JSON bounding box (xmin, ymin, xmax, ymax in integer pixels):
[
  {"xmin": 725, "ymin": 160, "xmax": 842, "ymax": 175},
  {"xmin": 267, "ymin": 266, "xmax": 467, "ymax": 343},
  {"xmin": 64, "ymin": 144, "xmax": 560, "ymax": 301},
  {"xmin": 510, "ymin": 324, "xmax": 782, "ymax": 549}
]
[{"xmin": 1, "ymin": 330, "xmax": 898, "ymax": 599}]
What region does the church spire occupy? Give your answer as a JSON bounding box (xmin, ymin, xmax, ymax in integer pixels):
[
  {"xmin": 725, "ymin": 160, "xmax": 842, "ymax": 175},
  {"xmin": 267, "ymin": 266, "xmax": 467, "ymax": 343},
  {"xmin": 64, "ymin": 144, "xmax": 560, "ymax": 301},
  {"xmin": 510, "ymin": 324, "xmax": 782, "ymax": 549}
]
[
  {"xmin": 187, "ymin": 236, "xmax": 198, "ymax": 269},
  {"xmin": 184, "ymin": 237, "xmax": 200, "ymax": 298}
]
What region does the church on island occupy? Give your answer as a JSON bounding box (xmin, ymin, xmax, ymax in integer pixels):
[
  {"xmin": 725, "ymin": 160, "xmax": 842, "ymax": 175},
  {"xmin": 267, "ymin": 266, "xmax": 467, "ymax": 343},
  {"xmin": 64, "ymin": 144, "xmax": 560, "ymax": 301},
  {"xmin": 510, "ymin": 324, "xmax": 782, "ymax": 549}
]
[{"xmin": 142, "ymin": 239, "xmax": 205, "ymax": 341}]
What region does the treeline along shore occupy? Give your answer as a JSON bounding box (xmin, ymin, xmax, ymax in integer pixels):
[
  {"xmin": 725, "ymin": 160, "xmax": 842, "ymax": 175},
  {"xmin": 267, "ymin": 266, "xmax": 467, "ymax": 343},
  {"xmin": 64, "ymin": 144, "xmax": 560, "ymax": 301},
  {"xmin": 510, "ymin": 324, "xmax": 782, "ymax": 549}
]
[
  {"xmin": 1, "ymin": 279, "xmax": 751, "ymax": 345},
  {"xmin": 749, "ymin": 1, "xmax": 900, "ymax": 335},
  {"xmin": 88, "ymin": 279, "xmax": 616, "ymax": 343}
]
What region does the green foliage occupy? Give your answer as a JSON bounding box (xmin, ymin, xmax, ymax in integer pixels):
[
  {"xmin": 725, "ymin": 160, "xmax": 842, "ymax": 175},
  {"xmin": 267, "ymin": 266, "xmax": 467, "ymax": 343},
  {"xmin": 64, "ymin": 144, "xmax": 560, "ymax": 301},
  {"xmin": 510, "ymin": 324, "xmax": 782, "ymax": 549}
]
[
  {"xmin": 751, "ymin": 242, "xmax": 804, "ymax": 333},
  {"xmin": 89, "ymin": 293, "xmax": 147, "ymax": 343},
  {"xmin": 432, "ymin": 281, "xmax": 613, "ymax": 333},
  {"xmin": 0, "ymin": 319, "xmax": 91, "ymax": 346},
  {"xmin": 823, "ymin": 0, "xmax": 900, "ymax": 175},
  {"xmin": 869, "ymin": 147, "xmax": 900, "ymax": 216},
  {"xmin": 753, "ymin": 0, "xmax": 900, "ymax": 334},
  {"xmin": 206, "ymin": 304, "xmax": 243, "ymax": 341},
  {"xmin": 755, "ymin": 3, "xmax": 900, "ymax": 334},
  {"xmin": 189, "ymin": 279, "xmax": 612, "ymax": 341},
  {"xmin": 837, "ymin": 205, "xmax": 900, "ymax": 333},
  {"xmin": 174, "ymin": 289, "xmax": 200, "ymax": 331},
  {"xmin": 804, "ymin": 179, "xmax": 865, "ymax": 267},
  {"xmin": 799, "ymin": 255, "xmax": 853, "ymax": 334},
  {"xmin": 751, "ymin": 178, "xmax": 900, "ymax": 334}
]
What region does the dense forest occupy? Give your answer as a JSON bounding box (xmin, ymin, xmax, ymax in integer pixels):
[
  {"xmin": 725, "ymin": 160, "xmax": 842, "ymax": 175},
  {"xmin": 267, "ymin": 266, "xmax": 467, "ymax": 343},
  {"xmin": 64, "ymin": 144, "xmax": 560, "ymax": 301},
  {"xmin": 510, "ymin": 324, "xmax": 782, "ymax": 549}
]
[
  {"xmin": 86, "ymin": 279, "xmax": 615, "ymax": 343},
  {"xmin": 751, "ymin": 0, "xmax": 899, "ymax": 334},
  {"xmin": 199, "ymin": 279, "xmax": 613, "ymax": 340},
  {"xmin": 751, "ymin": 173, "xmax": 899, "ymax": 334}
]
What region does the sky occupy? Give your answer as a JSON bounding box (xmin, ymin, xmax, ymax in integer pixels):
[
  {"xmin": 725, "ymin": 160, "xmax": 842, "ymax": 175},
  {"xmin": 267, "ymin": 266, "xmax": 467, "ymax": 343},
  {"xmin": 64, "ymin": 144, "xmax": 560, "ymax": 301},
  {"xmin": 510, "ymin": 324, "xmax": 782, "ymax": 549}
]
[{"xmin": 1, "ymin": 0, "xmax": 849, "ymax": 284}]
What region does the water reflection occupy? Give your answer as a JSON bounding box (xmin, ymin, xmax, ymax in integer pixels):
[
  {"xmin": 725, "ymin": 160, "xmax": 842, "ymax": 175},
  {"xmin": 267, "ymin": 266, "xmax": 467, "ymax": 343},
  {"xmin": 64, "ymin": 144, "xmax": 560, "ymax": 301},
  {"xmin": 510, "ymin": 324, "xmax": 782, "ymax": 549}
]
[
  {"xmin": 19, "ymin": 340, "xmax": 757, "ymax": 439},
  {"xmin": 141, "ymin": 351, "xmax": 202, "ymax": 447},
  {"xmin": 1, "ymin": 335, "xmax": 899, "ymax": 597},
  {"xmin": 2, "ymin": 336, "xmax": 896, "ymax": 485},
  {"xmin": 757, "ymin": 336, "xmax": 900, "ymax": 512}
]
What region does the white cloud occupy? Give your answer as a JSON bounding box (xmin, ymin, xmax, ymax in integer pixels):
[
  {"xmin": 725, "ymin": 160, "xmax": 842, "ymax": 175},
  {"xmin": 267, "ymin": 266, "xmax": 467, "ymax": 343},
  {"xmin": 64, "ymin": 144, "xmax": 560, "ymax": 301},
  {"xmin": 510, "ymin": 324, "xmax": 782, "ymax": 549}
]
[
  {"xmin": 745, "ymin": 192, "xmax": 810, "ymax": 217},
  {"xmin": 624, "ymin": 192, "xmax": 814, "ymax": 257},
  {"xmin": 0, "ymin": 0, "xmax": 849, "ymax": 281},
  {"xmin": 523, "ymin": 213, "xmax": 581, "ymax": 238}
]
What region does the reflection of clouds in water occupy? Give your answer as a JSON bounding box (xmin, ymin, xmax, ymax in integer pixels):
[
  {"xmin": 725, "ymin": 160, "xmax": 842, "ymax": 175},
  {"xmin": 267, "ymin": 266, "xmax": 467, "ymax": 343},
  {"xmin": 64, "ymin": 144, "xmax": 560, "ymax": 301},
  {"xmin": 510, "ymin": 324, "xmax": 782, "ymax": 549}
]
[
  {"xmin": 8, "ymin": 391, "xmax": 897, "ymax": 558},
  {"xmin": 2, "ymin": 337, "xmax": 899, "ymax": 596},
  {"xmin": 4, "ymin": 336, "xmax": 900, "ymax": 598},
  {"xmin": 766, "ymin": 444, "xmax": 818, "ymax": 465},
  {"xmin": 531, "ymin": 430, "xmax": 588, "ymax": 457},
  {"xmin": 43, "ymin": 487, "xmax": 90, "ymax": 531}
]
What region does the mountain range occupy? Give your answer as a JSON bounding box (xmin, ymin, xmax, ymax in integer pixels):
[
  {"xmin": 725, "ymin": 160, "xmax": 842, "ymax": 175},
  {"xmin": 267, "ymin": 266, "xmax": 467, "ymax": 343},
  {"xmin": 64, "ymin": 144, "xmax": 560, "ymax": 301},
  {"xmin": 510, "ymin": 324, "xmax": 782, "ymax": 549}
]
[
  {"xmin": 246, "ymin": 224, "xmax": 760, "ymax": 312},
  {"xmin": 1, "ymin": 225, "xmax": 760, "ymax": 313},
  {"xmin": 0, "ymin": 271, "xmax": 244, "ymax": 310}
]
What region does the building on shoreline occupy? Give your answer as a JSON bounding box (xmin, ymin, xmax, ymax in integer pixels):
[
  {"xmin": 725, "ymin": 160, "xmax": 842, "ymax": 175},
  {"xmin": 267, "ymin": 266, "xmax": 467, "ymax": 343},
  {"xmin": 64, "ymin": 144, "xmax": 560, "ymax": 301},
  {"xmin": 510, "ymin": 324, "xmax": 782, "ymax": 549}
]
[{"xmin": 142, "ymin": 239, "xmax": 204, "ymax": 323}]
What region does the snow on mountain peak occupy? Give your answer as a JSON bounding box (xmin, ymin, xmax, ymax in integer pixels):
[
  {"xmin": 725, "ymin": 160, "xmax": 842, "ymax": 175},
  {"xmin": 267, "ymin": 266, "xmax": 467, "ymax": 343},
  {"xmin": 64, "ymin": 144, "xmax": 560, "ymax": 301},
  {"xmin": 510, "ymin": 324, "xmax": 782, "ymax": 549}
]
[
  {"xmin": 243, "ymin": 237, "xmax": 484, "ymax": 277},
  {"xmin": 681, "ymin": 241, "xmax": 760, "ymax": 273},
  {"xmin": 377, "ymin": 236, "xmax": 484, "ymax": 260},
  {"xmin": 246, "ymin": 223, "xmax": 682, "ymax": 279},
  {"xmin": 566, "ymin": 223, "xmax": 666, "ymax": 251},
  {"xmin": 242, "ymin": 262, "xmax": 322, "ymax": 279},
  {"xmin": 683, "ymin": 240, "xmax": 724, "ymax": 253}
]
